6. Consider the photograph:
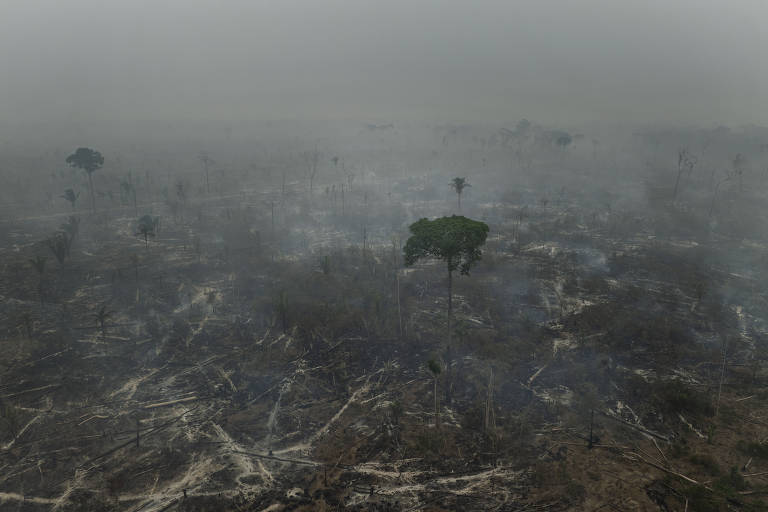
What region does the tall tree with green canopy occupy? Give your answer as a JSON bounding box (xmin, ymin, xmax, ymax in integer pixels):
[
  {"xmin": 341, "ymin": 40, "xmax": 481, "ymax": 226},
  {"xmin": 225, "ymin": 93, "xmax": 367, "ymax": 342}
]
[
  {"xmin": 450, "ymin": 177, "xmax": 470, "ymax": 210},
  {"xmin": 66, "ymin": 148, "xmax": 104, "ymax": 213},
  {"xmin": 403, "ymin": 215, "xmax": 489, "ymax": 354}
]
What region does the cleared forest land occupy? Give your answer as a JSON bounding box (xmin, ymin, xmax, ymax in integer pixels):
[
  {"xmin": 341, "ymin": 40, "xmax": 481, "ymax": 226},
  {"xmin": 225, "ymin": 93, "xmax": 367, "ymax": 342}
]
[{"xmin": 2, "ymin": 133, "xmax": 768, "ymax": 511}]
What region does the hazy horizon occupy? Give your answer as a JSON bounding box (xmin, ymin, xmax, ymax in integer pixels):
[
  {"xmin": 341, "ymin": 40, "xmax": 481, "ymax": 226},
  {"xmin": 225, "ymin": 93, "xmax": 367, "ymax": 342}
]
[{"xmin": 1, "ymin": 0, "xmax": 766, "ymax": 129}]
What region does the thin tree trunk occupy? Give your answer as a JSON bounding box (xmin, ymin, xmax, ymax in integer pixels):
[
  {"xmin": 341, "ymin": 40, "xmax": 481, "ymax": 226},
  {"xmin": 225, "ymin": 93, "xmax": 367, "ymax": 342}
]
[
  {"xmin": 709, "ymin": 180, "xmax": 725, "ymax": 218},
  {"xmin": 434, "ymin": 377, "xmax": 439, "ymax": 429},
  {"xmin": 88, "ymin": 172, "xmax": 96, "ymax": 213},
  {"xmin": 673, "ymin": 167, "xmax": 683, "ymax": 200},
  {"xmin": 484, "ymin": 367, "xmax": 493, "ymax": 433},
  {"xmin": 716, "ymin": 337, "xmax": 728, "ymax": 415},
  {"xmin": 396, "ymin": 272, "xmax": 402, "ymax": 339},
  {"xmin": 446, "ymin": 265, "xmax": 454, "ymax": 405},
  {"xmin": 447, "ymin": 266, "xmax": 453, "ymax": 348}
]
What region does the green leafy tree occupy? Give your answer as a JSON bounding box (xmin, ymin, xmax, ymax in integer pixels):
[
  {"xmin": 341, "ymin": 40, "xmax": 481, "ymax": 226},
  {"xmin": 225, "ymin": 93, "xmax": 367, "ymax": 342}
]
[
  {"xmin": 66, "ymin": 148, "xmax": 104, "ymax": 212},
  {"xmin": 450, "ymin": 177, "xmax": 470, "ymax": 210},
  {"xmin": 403, "ymin": 215, "xmax": 489, "ymax": 351},
  {"xmin": 61, "ymin": 188, "xmax": 80, "ymax": 210}
]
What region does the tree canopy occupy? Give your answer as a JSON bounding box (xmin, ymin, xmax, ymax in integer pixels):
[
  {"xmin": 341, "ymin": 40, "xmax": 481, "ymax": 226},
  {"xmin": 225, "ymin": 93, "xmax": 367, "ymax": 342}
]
[
  {"xmin": 403, "ymin": 215, "xmax": 489, "ymax": 275},
  {"xmin": 66, "ymin": 148, "xmax": 104, "ymax": 174}
]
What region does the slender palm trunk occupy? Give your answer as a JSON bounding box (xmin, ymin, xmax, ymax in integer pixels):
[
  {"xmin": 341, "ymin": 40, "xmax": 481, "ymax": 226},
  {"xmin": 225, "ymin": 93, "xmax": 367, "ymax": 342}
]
[
  {"xmin": 446, "ymin": 265, "xmax": 454, "ymax": 405},
  {"xmin": 88, "ymin": 172, "xmax": 96, "ymax": 213},
  {"xmin": 673, "ymin": 168, "xmax": 683, "ymax": 200},
  {"xmin": 457, "ymin": 193, "xmax": 461, "ymax": 210},
  {"xmin": 709, "ymin": 179, "xmax": 726, "ymax": 218}
]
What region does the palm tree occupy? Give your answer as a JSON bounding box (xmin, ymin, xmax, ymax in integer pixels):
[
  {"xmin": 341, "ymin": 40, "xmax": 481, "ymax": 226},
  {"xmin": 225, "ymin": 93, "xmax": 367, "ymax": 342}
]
[{"xmin": 450, "ymin": 177, "xmax": 470, "ymax": 210}]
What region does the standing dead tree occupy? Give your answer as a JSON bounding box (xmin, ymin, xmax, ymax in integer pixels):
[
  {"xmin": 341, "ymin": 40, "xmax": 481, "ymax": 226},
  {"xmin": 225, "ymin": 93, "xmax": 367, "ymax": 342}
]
[
  {"xmin": 427, "ymin": 359, "xmax": 442, "ymax": 430},
  {"xmin": 93, "ymin": 303, "xmax": 114, "ymax": 336},
  {"xmin": 709, "ymin": 168, "xmax": 737, "ymax": 218},
  {"xmin": 199, "ymin": 151, "xmax": 214, "ymax": 194},
  {"xmin": 672, "ymin": 148, "xmax": 697, "ymax": 200},
  {"xmin": 302, "ymin": 147, "xmax": 320, "ymax": 194}
]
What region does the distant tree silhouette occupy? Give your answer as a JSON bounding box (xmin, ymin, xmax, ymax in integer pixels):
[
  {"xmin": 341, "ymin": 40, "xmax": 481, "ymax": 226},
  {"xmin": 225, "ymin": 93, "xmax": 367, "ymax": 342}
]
[
  {"xmin": 93, "ymin": 303, "xmax": 114, "ymax": 336},
  {"xmin": 46, "ymin": 233, "xmax": 70, "ymax": 265},
  {"xmin": 450, "ymin": 177, "xmax": 470, "ymax": 210},
  {"xmin": 302, "ymin": 147, "xmax": 320, "ymax": 193},
  {"xmin": 673, "ymin": 148, "xmax": 697, "ymax": 200},
  {"xmin": 66, "ymin": 148, "xmax": 104, "ymax": 212},
  {"xmin": 136, "ymin": 215, "xmax": 158, "ymax": 248},
  {"xmin": 61, "ymin": 188, "xmax": 80, "ymax": 210},
  {"xmin": 199, "ymin": 152, "xmax": 213, "ymax": 194}
]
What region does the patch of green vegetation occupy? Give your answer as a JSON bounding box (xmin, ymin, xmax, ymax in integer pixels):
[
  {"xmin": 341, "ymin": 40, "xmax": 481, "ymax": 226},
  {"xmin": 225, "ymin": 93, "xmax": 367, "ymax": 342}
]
[
  {"xmin": 669, "ymin": 438, "xmax": 691, "ymax": 458},
  {"xmin": 674, "ymin": 466, "xmax": 768, "ymax": 512},
  {"xmin": 651, "ymin": 380, "xmax": 714, "ymax": 419},
  {"xmin": 736, "ymin": 440, "xmax": 768, "ymax": 460},
  {"xmin": 688, "ymin": 453, "xmax": 722, "ymax": 476}
]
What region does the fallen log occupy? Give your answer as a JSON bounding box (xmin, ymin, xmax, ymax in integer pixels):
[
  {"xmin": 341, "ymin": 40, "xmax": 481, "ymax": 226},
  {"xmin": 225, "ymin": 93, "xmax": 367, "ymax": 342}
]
[
  {"xmin": 142, "ymin": 396, "xmax": 198, "ymax": 409},
  {"xmin": 598, "ymin": 410, "xmax": 669, "ymax": 441}
]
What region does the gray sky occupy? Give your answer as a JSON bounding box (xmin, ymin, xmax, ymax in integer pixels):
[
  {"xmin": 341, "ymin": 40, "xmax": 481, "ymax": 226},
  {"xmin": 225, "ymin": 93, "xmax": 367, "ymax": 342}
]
[{"xmin": 1, "ymin": 0, "xmax": 766, "ymax": 126}]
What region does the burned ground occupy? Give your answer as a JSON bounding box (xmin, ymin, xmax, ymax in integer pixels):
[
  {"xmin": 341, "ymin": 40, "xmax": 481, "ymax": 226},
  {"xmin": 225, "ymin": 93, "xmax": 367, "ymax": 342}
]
[{"xmin": 2, "ymin": 137, "xmax": 768, "ymax": 512}]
